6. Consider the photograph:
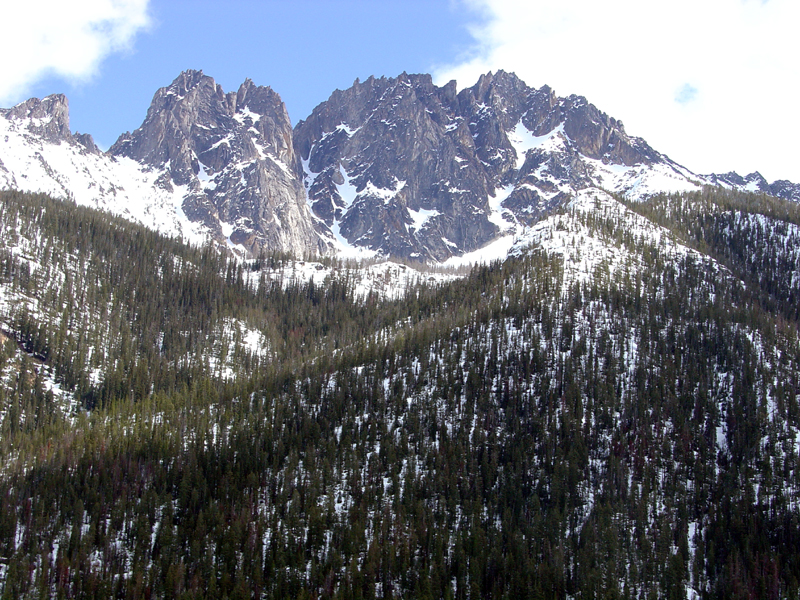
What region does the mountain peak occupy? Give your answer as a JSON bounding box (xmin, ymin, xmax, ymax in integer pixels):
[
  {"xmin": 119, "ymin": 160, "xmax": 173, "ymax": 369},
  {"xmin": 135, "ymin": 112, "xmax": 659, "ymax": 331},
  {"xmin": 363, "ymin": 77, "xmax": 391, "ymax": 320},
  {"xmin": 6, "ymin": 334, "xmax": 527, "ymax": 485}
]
[
  {"xmin": 294, "ymin": 69, "xmax": 702, "ymax": 261},
  {"xmin": 1, "ymin": 94, "xmax": 72, "ymax": 142},
  {"xmin": 170, "ymin": 69, "xmax": 208, "ymax": 91},
  {"xmin": 109, "ymin": 71, "xmax": 325, "ymax": 257},
  {"xmin": 702, "ymin": 170, "xmax": 800, "ymax": 202},
  {"xmin": 3, "ymin": 68, "xmax": 798, "ymax": 266},
  {"xmin": 234, "ymin": 79, "xmax": 285, "ymax": 121}
]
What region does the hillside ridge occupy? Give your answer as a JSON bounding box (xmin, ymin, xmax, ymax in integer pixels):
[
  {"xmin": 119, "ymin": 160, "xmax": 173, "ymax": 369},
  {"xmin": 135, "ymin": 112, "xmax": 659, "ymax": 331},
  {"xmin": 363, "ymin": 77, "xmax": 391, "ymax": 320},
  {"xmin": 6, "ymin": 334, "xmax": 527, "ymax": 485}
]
[{"xmin": 2, "ymin": 70, "xmax": 797, "ymax": 262}]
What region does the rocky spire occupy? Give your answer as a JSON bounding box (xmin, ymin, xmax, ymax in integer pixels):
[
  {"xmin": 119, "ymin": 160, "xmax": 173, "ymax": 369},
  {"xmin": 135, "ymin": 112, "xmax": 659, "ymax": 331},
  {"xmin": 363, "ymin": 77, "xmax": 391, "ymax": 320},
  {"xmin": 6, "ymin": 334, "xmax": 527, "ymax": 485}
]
[
  {"xmin": 111, "ymin": 70, "xmax": 327, "ymax": 257},
  {"xmin": 294, "ymin": 70, "xmax": 677, "ymax": 262}
]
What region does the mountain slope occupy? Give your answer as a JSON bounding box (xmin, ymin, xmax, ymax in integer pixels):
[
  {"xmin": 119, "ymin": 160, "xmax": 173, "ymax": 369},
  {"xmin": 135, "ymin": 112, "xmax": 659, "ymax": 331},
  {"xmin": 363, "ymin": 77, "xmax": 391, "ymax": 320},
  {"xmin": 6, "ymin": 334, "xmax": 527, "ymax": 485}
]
[
  {"xmin": 0, "ymin": 190, "xmax": 460, "ymax": 428},
  {"xmin": 0, "ymin": 74, "xmax": 329, "ymax": 258},
  {"xmin": 0, "ymin": 187, "xmax": 798, "ymax": 598},
  {"xmin": 111, "ymin": 70, "xmax": 327, "ymax": 256},
  {"xmin": 295, "ymin": 70, "xmax": 703, "ymax": 261},
  {"xmin": 0, "ymin": 95, "xmax": 215, "ymax": 247},
  {"xmin": 703, "ymin": 170, "xmax": 800, "ymax": 203},
  {"xmin": 3, "ymin": 70, "xmax": 799, "ymax": 265}
]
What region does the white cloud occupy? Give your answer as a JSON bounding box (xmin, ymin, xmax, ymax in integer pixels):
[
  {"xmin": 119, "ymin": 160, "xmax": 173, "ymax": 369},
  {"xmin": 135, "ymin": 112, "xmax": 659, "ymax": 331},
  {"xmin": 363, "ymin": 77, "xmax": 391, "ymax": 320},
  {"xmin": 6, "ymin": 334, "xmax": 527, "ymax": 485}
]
[
  {"xmin": 674, "ymin": 84, "xmax": 698, "ymax": 106},
  {"xmin": 436, "ymin": 0, "xmax": 800, "ymax": 181},
  {"xmin": 0, "ymin": 0, "xmax": 151, "ymax": 106}
]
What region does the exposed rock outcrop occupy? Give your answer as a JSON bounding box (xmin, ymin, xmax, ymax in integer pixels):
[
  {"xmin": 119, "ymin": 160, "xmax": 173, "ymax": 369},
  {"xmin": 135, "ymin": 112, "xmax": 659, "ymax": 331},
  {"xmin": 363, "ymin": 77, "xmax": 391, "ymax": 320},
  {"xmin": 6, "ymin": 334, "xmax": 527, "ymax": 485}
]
[
  {"xmin": 295, "ymin": 70, "xmax": 695, "ymax": 261},
  {"xmin": 110, "ymin": 70, "xmax": 327, "ymax": 256},
  {"xmin": 1, "ymin": 94, "xmax": 100, "ymax": 152},
  {"xmin": 703, "ymin": 171, "xmax": 800, "ymax": 203}
]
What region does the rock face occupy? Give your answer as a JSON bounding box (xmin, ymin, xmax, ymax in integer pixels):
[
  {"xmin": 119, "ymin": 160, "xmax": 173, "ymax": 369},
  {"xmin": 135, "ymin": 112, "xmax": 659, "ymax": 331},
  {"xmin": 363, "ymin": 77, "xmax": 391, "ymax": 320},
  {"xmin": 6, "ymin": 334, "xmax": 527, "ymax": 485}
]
[
  {"xmin": 0, "ymin": 94, "xmax": 99, "ymax": 151},
  {"xmin": 703, "ymin": 171, "xmax": 800, "ymax": 203},
  {"xmin": 4, "ymin": 70, "xmax": 800, "ymax": 263},
  {"xmin": 110, "ymin": 70, "xmax": 327, "ymax": 256},
  {"xmin": 294, "ymin": 70, "xmax": 698, "ymax": 262},
  {"xmin": 1, "ymin": 95, "xmax": 72, "ymax": 143}
]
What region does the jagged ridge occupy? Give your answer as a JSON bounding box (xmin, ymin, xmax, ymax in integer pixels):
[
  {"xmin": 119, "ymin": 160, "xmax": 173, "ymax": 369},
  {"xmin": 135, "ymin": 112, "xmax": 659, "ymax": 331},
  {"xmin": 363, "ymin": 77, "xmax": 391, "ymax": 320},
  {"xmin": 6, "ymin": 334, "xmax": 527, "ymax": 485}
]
[
  {"xmin": 1, "ymin": 70, "xmax": 798, "ymax": 263},
  {"xmin": 295, "ymin": 70, "xmax": 703, "ymax": 262},
  {"xmin": 111, "ymin": 70, "xmax": 327, "ymax": 256}
]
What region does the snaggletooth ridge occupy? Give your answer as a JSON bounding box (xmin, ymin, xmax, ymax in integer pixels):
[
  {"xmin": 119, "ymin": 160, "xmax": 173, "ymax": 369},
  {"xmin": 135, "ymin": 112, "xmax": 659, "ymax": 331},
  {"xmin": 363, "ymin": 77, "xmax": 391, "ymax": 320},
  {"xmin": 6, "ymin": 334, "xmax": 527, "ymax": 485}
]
[
  {"xmin": 109, "ymin": 70, "xmax": 328, "ymax": 257},
  {"xmin": 294, "ymin": 70, "xmax": 705, "ymax": 262},
  {"xmin": 0, "ymin": 69, "xmax": 797, "ymax": 262}
]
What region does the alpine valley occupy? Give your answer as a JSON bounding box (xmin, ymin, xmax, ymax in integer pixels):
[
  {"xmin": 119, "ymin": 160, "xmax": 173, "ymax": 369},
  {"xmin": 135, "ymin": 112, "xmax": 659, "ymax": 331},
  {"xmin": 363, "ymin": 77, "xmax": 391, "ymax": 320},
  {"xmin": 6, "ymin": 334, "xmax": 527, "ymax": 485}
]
[{"xmin": 0, "ymin": 70, "xmax": 798, "ymax": 599}]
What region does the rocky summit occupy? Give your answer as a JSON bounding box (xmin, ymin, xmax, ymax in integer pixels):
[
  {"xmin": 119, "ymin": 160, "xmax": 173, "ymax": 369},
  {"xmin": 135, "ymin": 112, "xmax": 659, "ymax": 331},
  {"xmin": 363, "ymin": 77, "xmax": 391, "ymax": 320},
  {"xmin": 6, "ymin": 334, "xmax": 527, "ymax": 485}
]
[
  {"xmin": 1, "ymin": 69, "xmax": 799, "ymax": 262},
  {"xmin": 0, "ymin": 94, "xmax": 99, "ymax": 155},
  {"xmin": 110, "ymin": 70, "xmax": 327, "ymax": 257},
  {"xmin": 703, "ymin": 170, "xmax": 800, "ymax": 203},
  {"xmin": 295, "ymin": 70, "xmax": 702, "ymax": 261}
]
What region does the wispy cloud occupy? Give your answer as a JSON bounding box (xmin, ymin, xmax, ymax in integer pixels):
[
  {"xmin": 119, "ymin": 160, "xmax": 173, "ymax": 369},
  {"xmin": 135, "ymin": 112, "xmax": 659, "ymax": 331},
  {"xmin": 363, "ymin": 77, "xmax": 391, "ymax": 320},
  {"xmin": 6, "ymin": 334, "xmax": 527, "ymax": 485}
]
[
  {"xmin": 675, "ymin": 84, "xmax": 698, "ymax": 105},
  {"xmin": 0, "ymin": 0, "xmax": 151, "ymax": 106},
  {"xmin": 436, "ymin": 0, "xmax": 800, "ymax": 181}
]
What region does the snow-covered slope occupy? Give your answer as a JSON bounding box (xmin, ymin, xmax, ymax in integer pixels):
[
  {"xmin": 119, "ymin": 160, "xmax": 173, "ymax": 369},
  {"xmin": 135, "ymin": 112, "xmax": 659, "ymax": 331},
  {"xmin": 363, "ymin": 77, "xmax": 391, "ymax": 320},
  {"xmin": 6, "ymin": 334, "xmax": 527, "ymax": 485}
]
[
  {"xmin": 0, "ymin": 77, "xmax": 329, "ymax": 259},
  {"xmin": 248, "ymin": 258, "xmax": 464, "ymax": 301},
  {"xmin": 500, "ymin": 103, "xmax": 703, "ymax": 209},
  {"xmin": 0, "ymin": 96, "xmax": 215, "ymax": 248},
  {"xmin": 508, "ymin": 188, "xmax": 708, "ymax": 288},
  {"xmin": 702, "ymin": 170, "xmax": 800, "ymax": 202},
  {"xmin": 1, "ymin": 71, "xmax": 796, "ymax": 271}
]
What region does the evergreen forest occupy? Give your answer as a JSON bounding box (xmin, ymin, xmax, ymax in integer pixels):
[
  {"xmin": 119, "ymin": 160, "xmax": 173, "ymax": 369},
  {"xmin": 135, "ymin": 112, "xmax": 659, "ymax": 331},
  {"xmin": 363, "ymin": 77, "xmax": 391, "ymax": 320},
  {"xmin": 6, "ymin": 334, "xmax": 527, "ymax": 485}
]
[{"xmin": 0, "ymin": 188, "xmax": 798, "ymax": 599}]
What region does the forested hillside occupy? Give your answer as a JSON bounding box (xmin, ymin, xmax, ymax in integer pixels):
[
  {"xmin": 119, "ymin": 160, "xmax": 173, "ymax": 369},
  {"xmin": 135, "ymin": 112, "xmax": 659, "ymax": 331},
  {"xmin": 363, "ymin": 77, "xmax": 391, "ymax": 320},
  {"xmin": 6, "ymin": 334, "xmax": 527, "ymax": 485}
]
[
  {"xmin": 0, "ymin": 190, "xmax": 429, "ymax": 436},
  {"xmin": 0, "ymin": 189, "xmax": 798, "ymax": 599}
]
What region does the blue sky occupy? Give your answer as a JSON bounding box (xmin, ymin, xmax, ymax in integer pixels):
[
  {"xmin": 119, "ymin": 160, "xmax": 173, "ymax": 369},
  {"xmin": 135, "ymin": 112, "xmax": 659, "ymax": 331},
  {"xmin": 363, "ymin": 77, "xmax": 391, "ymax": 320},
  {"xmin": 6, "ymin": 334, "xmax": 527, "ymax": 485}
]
[
  {"xmin": 19, "ymin": 0, "xmax": 476, "ymax": 149},
  {"xmin": 2, "ymin": 0, "xmax": 799, "ymax": 182}
]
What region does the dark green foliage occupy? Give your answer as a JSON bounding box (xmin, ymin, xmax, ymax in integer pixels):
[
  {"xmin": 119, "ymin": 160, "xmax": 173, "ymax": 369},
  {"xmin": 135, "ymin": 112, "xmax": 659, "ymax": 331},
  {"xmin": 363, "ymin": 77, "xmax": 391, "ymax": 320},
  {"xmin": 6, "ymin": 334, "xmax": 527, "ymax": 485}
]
[
  {"xmin": 0, "ymin": 189, "xmax": 798, "ymax": 598},
  {"xmin": 627, "ymin": 187, "xmax": 800, "ymax": 322}
]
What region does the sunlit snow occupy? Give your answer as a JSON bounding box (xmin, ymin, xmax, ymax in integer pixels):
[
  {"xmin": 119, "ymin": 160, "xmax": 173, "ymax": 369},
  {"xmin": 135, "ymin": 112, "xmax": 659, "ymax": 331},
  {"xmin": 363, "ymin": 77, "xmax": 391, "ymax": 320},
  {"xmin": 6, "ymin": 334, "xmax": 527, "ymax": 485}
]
[
  {"xmin": 507, "ymin": 122, "xmax": 565, "ymax": 168},
  {"xmin": 487, "ymin": 184, "xmax": 519, "ymax": 232},
  {"xmin": 407, "ymin": 207, "xmax": 440, "ymax": 233},
  {"xmin": 586, "ymin": 157, "xmax": 702, "ymax": 200},
  {"xmin": 0, "ymin": 115, "xmax": 211, "ymax": 248}
]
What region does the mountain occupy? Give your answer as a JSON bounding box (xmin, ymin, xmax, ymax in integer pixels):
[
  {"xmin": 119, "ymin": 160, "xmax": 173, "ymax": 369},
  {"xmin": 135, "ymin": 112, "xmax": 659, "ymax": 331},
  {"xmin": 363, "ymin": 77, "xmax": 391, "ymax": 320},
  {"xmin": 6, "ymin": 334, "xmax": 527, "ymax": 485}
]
[
  {"xmin": 0, "ymin": 188, "xmax": 457, "ymax": 419},
  {"xmin": 0, "ymin": 72, "xmax": 329, "ymax": 258},
  {"xmin": 110, "ymin": 70, "xmax": 327, "ymax": 257},
  {"xmin": 6, "ymin": 69, "xmax": 799, "ymax": 264},
  {"xmin": 4, "ymin": 66, "xmax": 800, "ymax": 599},
  {"xmin": 0, "ymin": 185, "xmax": 799, "ymax": 598},
  {"xmin": 0, "ymin": 68, "xmax": 799, "ymax": 599},
  {"xmin": 294, "ymin": 70, "xmax": 702, "ymax": 261},
  {"xmin": 0, "ymin": 92, "xmax": 218, "ymax": 248},
  {"xmin": 703, "ymin": 170, "xmax": 800, "ymax": 203},
  {"xmin": 0, "ymin": 94, "xmax": 83, "ymax": 146}
]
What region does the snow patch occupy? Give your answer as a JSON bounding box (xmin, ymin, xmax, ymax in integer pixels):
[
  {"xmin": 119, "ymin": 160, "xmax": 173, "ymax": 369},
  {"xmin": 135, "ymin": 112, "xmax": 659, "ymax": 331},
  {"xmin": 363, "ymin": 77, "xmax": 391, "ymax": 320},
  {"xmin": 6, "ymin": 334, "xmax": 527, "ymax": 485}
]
[
  {"xmin": 233, "ymin": 107, "xmax": 262, "ymax": 124},
  {"xmin": 407, "ymin": 207, "xmax": 440, "ymax": 233},
  {"xmin": 507, "ymin": 122, "xmax": 565, "ymax": 169},
  {"xmin": 488, "ymin": 184, "xmax": 519, "ymax": 232},
  {"xmin": 362, "ymin": 179, "xmax": 406, "ymax": 205}
]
